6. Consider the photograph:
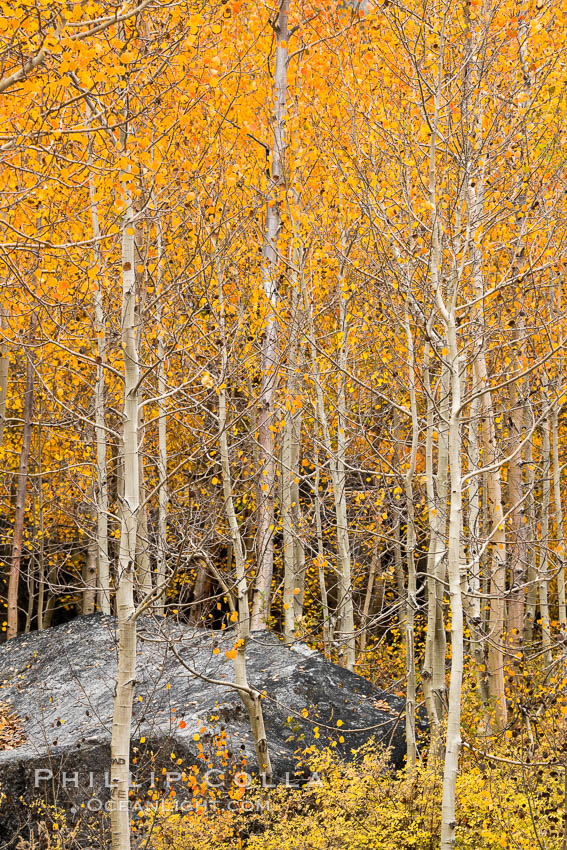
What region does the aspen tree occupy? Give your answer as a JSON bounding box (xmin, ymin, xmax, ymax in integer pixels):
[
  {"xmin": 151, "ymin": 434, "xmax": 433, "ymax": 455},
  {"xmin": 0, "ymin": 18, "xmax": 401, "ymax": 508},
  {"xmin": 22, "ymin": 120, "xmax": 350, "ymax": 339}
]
[
  {"xmin": 87, "ymin": 151, "xmax": 111, "ymax": 616},
  {"xmin": 539, "ymin": 411, "xmax": 553, "ymax": 668},
  {"xmin": 359, "ymin": 538, "xmax": 381, "ymax": 655},
  {"xmin": 109, "ymin": 183, "xmax": 139, "ymax": 850},
  {"xmin": 417, "ymin": 5, "xmax": 465, "ymax": 844},
  {"xmin": 439, "ymin": 302, "xmax": 464, "ymax": 850},
  {"xmin": 0, "ymin": 313, "xmax": 9, "ymax": 449},
  {"xmin": 110, "ymin": 31, "xmax": 142, "ymax": 842},
  {"xmin": 282, "ymin": 285, "xmax": 305, "ymax": 641},
  {"xmin": 335, "ymin": 245, "xmax": 356, "ymax": 670},
  {"xmin": 251, "ymin": 0, "xmax": 290, "ymax": 630},
  {"xmin": 422, "ymin": 345, "xmax": 449, "ymax": 754},
  {"xmin": 216, "ymin": 249, "xmax": 272, "ymax": 780},
  {"xmin": 466, "ymin": 368, "xmax": 489, "ymax": 710},
  {"xmin": 135, "ymin": 214, "xmax": 153, "ymax": 603},
  {"xmin": 302, "ymin": 247, "xmax": 356, "ymax": 670},
  {"xmin": 550, "ymin": 283, "xmax": 566, "ymax": 626},
  {"xmin": 523, "ymin": 394, "xmax": 538, "ymax": 644},
  {"xmin": 6, "ymin": 327, "xmax": 35, "ymax": 640},
  {"xmin": 551, "ymin": 402, "xmax": 566, "ymax": 627},
  {"xmin": 467, "ymin": 92, "xmax": 508, "ymax": 733},
  {"xmin": 401, "ymin": 299, "xmax": 418, "ymax": 767},
  {"xmin": 313, "ymin": 428, "xmax": 332, "ymax": 653},
  {"xmin": 155, "ymin": 203, "xmax": 168, "ymax": 616},
  {"xmin": 506, "ymin": 324, "xmax": 529, "ymax": 651}
]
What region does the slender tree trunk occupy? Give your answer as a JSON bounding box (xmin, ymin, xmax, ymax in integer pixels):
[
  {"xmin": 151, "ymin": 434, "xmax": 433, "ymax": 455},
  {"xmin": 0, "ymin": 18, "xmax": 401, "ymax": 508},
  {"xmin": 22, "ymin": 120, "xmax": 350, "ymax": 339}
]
[
  {"xmin": 155, "ymin": 207, "xmax": 168, "ymax": 615},
  {"xmin": 217, "ymin": 259, "xmax": 272, "ymax": 780},
  {"xmin": 360, "ymin": 539, "xmax": 381, "ymax": 654},
  {"xmin": 250, "ymin": 0, "xmax": 290, "ymax": 630},
  {"xmin": 507, "ymin": 326, "xmax": 528, "ymax": 656},
  {"xmin": 7, "ymin": 331, "xmax": 35, "ymax": 640},
  {"xmin": 188, "ymin": 558, "xmax": 211, "ymax": 625},
  {"xmin": 468, "ymin": 177, "xmax": 507, "ymax": 730},
  {"xmin": 463, "ymin": 0, "xmax": 507, "ymax": 727},
  {"xmin": 313, "ymin": 438, "xmax": 332, "ymax": 653},
  {"xmin": 36, "ymin": 420, "xmax": 45, "ymax": 631},
  {"xmin": 552, "ymin": 403, "xmax": 566, "ymax": 626},
  {"xmin": 539, "ymin": 413, "xmax": 553, "ymax": 667},
  {"xmin": 110, "ymin": 188, "xmax": 139, "ymax": 850},
  {"xmin": 83, "ymin": 501, "xmax": 98, "ymax": 615},
  {"xmin": 422, "ymin": 346, "xmax": 448, "ymax": 757},
  {"xmin": 439, "ymin": 283, "xmax": 464, "ymax": 850},
  {"xmin": 291, "ymin": 350, "xmax": 305, "ymax": 625},
  {"xmin": 136, "ymin": 429, "xmax": 153, "ymax": 601},
  {"xmin": 475, "ymin": 359, "xmax": 507, "ymax": 730},
  {"xmin": 392, "ymin": 480, "xmax": 405, "ymax": 624},
  {"xmin": 134, "ymin": 223, "xmax": 151, "ymax": 604},
  {"xmin": 468, "ymin": 153, "xmax": 508, "ymax": 727},
  {"xmin": 402, "ymin": 303, "xmax": 419, "ymax": 767},
  {"xmin": 440, "ymin": 352, "xmax": 463, "ymax": 850},
  {"xmin": 303, "ymin": 267, "xmax": 354, "ymax": 667},
  {"xmin": 282, "ymin": 305, "xmax": 301, "ymax": 641},
  {"xmin": 335, "ymin": 261, "xmax": 355, "ymax": 670},
  {"xmin": 0, "ymin": 312, "xmax": 9, "ymax": 448},
  {"xmin": 523, "ymin": 393, "xmax": 538, "ymax": 644},
  {"xmin": 466, "ymin": 372, "xmax": 489, "ymax": 709},
  {"xmin": 426, "ymin": 25, "xmax": 465, "ymax": 842},
  {"xmin": 41, "ymin": 518, "xmax": 58, "ymax": 630},
  {"xmin": 88, "ymin": 162, "xmax": 111, "ymax": 615}
]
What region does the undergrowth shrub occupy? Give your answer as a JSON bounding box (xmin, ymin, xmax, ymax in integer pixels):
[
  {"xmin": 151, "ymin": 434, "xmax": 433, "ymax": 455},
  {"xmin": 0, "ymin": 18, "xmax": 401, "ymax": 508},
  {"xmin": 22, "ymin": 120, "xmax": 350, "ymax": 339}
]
[{"xmin": 146, "ymin": 742, "xmax": 566, "ymax": 850}]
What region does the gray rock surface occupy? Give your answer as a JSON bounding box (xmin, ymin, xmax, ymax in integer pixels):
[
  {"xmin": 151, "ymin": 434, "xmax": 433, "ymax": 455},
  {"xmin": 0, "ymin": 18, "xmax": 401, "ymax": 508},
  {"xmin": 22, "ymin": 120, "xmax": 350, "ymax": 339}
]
[{"xmin": 0, "ymin": 614, "xmax": 406, "ymax": 842}]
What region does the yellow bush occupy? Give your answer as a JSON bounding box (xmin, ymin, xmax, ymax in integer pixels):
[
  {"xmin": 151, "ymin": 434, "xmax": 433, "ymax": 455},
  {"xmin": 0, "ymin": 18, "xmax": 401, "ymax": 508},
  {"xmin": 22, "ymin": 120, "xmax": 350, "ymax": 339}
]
[{"xmin": 146, "ymin": 743, "xmax": 566, "ymax": 850}]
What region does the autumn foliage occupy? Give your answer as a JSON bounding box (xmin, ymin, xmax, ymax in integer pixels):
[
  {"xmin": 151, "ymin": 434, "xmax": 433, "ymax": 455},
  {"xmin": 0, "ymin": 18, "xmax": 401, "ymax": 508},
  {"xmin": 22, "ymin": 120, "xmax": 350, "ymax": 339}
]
[{"xmin": 2, "ymin": 0, "xmax": 567, "ymax": 847}]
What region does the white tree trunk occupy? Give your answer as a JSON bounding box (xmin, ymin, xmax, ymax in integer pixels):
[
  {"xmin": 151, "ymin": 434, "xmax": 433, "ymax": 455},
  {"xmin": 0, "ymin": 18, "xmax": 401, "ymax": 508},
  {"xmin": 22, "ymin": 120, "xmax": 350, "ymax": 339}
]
[
  {"xmin": 422, "ymin": 345, "xmax": 448, "ymax": 756},
  {"xmin": 313, "ymin": 438, "xmax": 332, "ymax": 652},
  {"xmin": 88, "ymin": 164, "xmax": 111, "ymax": 615},
  {"xmin": 335, "ymin": 263, "xmax": 355, "ymax": 670},
  {"xmin": 402, "ymin": 303, "xmax": 418, "ymax": 767},
  {"xmin": 469, "ymin": 187, "xmax": 507, "ymax": 730},
  {"xmin": 134, "ymin": 213, "xmax": 152, "ymax": 604},
  {"xmin": 539, "ymin": 412, "xmax": 553, "ymax": 667},
  {"xmin": 303, "ymin": 269, "xmax": 355, "ymax": 667},
  {"xmin": 155, "ymin": 208, "xmax": 168, "ymax": 616},
  {"xmin": 464, "ymin": 10, "xmax": 507, "ymax": 727},
  {"xmin": 466, "ymin": 369, "xmax": 489, "ymax": 709},
  {"xmin": 136, "ymin": 426, "xmax": 153, "ymax": 601},
  {"xmin": 290, "ymin": 347, "xmax": 305, "ymax": 625},
  {"xmin": 0, "ymin": 312, "xmax": 9, "ymax": 449},
  {"xmin": 251, "ymin": 0, "xmax": 290, "ymax": 630},
  {"xmin": 83, "ymin": 500, "xmax": 98, "ymax": 615},
  {"xmin": 217, "ymin": 258, "xmax": 272, "ymax": 779},
  {"xmin": 439, "ymin": 299, "xmax": 464, "ymax": 850},
  {"xmin": 506, "ymin": 326, "xmax": 528, "ymax": 651},
  {"xmin": 523, "ymin": 394, "xmax": 538, "ymax": 643},
  {"xmin": 552, "ymin": 403, "xmax": 566, "ymax": 626},
  {"xmin": 426, "ymin": 24, "xmax": 465, "ymax": 842},
  {"xmin": 110, "ymin": 188, "xmax": 139, "ymax": 850},
  {"xmin": 281, "ymin": 300, "xmax": 302, "ymax": 641}
]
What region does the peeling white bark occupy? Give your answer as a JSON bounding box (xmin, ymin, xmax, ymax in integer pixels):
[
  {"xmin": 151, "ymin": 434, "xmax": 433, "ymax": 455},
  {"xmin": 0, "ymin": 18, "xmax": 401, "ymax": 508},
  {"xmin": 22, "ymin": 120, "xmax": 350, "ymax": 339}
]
[
  {"xmin": 251, "ymin": 0, "xmax": 290, "ymax": 630},
  {"xmin": 110, "ymin": 188, "xmax": 139, "ymax": 850},
  {"xmin": 88, "ymin": 162, "xmax": 111, "ymax": 616}
]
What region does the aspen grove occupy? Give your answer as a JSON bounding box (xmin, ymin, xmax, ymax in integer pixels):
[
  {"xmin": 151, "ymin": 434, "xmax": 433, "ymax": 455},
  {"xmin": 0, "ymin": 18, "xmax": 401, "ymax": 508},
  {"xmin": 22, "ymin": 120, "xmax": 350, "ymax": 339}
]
[{"xmin": 2, "ymin": 0, "xmax": 567, "ymax": 848}]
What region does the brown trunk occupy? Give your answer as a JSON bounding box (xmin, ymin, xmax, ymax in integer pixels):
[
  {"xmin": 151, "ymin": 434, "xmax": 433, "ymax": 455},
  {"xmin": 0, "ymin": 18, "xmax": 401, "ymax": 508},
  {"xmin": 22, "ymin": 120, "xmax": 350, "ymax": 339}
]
[{"xmin": 189, "ymin": 558, "xmax": 211, "ymax": 625}]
